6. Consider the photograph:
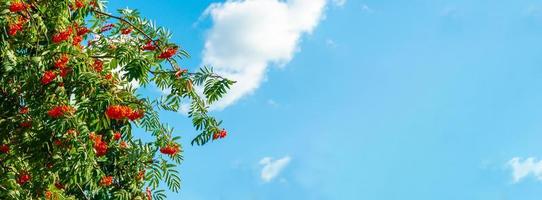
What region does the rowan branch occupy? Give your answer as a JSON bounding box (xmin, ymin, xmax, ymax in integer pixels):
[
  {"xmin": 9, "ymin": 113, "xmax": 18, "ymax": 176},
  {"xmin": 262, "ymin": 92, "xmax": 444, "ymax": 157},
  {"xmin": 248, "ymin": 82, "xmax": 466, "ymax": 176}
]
[
  {"xmin": 90, "ymin": 9, "xmax": 235, "ymax": 84},
  {"xmin": 92, "ymin": 10, "xmax": 154, "ymax": 46},
  {"xmin": 149, "ymin": 70, "xmax": 231, "ymax": 81},
  {"xmin": 91, "ymin": 9, "xmax": 181, "ymax": 70}
]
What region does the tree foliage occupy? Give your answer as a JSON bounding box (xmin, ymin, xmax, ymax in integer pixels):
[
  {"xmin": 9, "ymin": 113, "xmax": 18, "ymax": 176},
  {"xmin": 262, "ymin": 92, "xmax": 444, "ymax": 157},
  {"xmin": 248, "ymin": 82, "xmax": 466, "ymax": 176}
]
[{"xmin": 0, "ymin": 0, "xmax": 234, "ymax": 199}]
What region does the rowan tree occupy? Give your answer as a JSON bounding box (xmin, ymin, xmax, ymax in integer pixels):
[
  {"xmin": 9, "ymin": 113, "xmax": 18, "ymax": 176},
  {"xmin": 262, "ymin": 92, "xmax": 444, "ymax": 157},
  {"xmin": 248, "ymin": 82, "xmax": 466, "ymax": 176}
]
[{"xmin": 0, "ymin": 0, "xmax": 234, "ymax": 199}]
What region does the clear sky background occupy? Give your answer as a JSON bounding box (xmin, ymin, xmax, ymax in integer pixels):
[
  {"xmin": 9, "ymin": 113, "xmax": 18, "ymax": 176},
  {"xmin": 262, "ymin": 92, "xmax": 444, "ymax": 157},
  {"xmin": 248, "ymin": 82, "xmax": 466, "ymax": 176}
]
[{"xmin": 109, "ymin": 0, "xmax": 542, "ymax": 199}]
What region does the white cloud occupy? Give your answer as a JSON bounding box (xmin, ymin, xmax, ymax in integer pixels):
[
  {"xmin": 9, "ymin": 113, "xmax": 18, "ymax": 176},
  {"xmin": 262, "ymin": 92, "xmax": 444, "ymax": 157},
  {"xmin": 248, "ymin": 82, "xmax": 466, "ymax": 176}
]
[
  {"xmin": 112, "ymin": 66, "xmax": 140, "ymax": 89},
  {"xmin": 360, "ymin": 4, "xmax": 373, "ymax": 13},
  {"xmin": 332, "ymin": 0, "xmax": 346, "ymax": 7},
  {"xmin": 201, "ymin": 0, "xmax": 327, "ymax": 110},
  {"xmin": 507, "ymin": 157, "xmax": 542, "ymax": 183},
  {"xmin": 525, "ymin": 5, "xmax": 542, "ymax": 17},
  {"xmin": 259, "ymin": 156, "xmax": 292, "ymax": 182},
  {"xmin": 267, "ymin": 99, "xmax": 279, "ymax": 107},
  {"xmin": 439, "ymin": 6, "xmax": 462, "ymax": 19},
  {"xmin": 325, "ymin": 39, "xmax": 337, "ymax": 48}
]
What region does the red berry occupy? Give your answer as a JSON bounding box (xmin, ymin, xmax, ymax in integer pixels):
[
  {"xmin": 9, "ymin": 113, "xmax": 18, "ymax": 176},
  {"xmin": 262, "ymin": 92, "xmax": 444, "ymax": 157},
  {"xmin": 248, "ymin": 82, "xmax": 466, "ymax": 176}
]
[
  {"xmin": 55, "ymin": 182, "xmax": 65, "ymax": 189},
  {"xmin": 119, "ymin": 141, "xmax": 128, "ymax": 149},
  {"xmin": 47, "ymin": 105, "xmax": 75, "ymax": 118},
  {"xmin": 60, "ymin": 67, "xmax": 71, "ymax": 78},
  {"xmin": 20, "ymin": 121, "xmax": 31, "ymax": 128},
  {"xmin": 142, "ymin": 41, "xmax": 156, "ymax": 51},
  {"xmin": 66, "ymin": 129, "xmax": 77, "ymax": 136},
  {"xmin": 105, "ymin": 105, "xmax": 130, "ymax": 120},
  {"xmin": 175, "ymin": 69, "xmax": 187, "ymax": 78},
  {"xmin": 72, "ymin": 35, "xmax": 83, "ymax": 47},
  {"xmin": 0, "ymin": 144, "xmax": 10, "ymax": 154},
  {"xmin": 99, "ymin": 176, "xmax": 113, "ymax": 186},
  {"xmin": 76, "ymin": 26, "xmax": 90, "ymax": 36},
  {"xmin": 89, "ymin": 1, "xmax": 97, "ymax": 8},
  {"xmin": 219, "ymin": 129, "xmax": 227, "ymax": 138},
  {"xmin": 41, "ymin": 71, "xmax": 57, "ymax": 85},
  {"xmin": 127, "ymin": 109, "xmax": 144, "ymax": 121},
  {"xmin": 105, "ymin": 105, "xmax": 142, "ymax": 121},
  {"xmin": 100, "ymin": 24, "xmax": 115, "ymax": 33},
  {"xmin": 146, "ymin": 187, "xmax": 152, "ymax": 200},
  {"xmin": 120, "ymin": 28, "xmax": 132, "ymax": 35},
  {"xmin": 213, "ymin": 129, "xmax": 227, "ymax": 140},
  {"xmin": 137, "ymin": 170, "xmax": 145, "ymax": 180},
  {"xmin": 113, "ymin": 132, "xmax": 121, "ymax": 140},
  {"xmin": 89, "ymin": 132, "xmax": 96, "ymax": 140},
  {"xmin": 93, "ymin": 59, "xmax": 103, "ymax": 72},
  {"xmin": 8, "ymin": 23, "xmax": 22, "ymax": 36},
  {"xmin": 157, "ymin": 47, "xmax": 178, "ymax": 59},
  {"xmin": 19, "ymin": 106, "xmax": 29, "ymax": 114},
  {"xmin": 9, "ymin": 2, "xmax": 27, "ymax": 12},
  {"xmin": 52, "ymin": 29, "xmax": 73, "ymax": 43},
  {"xmin": 94, "ymin": 140, "xmax": 108, "ymax": 157},
  {"xmin": 54, "ymin": 55, "xmax": 69, "ymax": 69},
  {"xmin": 8, "ymin": 17, "xmax": 27, "ymax": 36},
  {"xmin": 160, "ymin": 144, "xmax": 180, "ymax": 155},
  {"xmin": 17, "ymin": 172, "xmax": 31, "ymax": 185},
  {"xmin": 75, "ymin": 0, "xmax": 84, "ymax": 8}
]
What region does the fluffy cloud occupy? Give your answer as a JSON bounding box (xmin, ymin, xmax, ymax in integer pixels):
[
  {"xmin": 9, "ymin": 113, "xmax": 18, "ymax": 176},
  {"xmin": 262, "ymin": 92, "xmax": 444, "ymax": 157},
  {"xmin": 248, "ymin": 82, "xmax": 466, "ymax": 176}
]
[
  {"xmin": 201, "ymin": 0, "xmax": 327, "ymax": 109},
  {"xmin": 507, "ymin": 157, "xmax": 542, "ymax": 183},
  {"xmin": 259, "ymin": 156, "xmax": 292, "ymax": 182}
]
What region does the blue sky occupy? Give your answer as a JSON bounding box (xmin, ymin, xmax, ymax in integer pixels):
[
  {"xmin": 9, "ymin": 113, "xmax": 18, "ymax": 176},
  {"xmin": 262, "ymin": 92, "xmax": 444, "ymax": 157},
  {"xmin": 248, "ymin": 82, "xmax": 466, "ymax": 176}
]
[{"xmin": 109, "ymin": 0, "xmax": 542, "ymax": 199}]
